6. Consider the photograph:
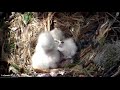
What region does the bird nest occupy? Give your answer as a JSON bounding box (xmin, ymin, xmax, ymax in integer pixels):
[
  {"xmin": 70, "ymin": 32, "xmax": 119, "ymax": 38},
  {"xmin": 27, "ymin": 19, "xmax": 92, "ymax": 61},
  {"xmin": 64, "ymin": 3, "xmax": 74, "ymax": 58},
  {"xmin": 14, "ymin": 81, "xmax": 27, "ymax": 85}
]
[
  {"xmin": 6, "ymin": 12, "xmax": 84, "ymax": 67},
  {"xmin": 1, "ymin": 12, "xmax": 120, "ymax": 77}
]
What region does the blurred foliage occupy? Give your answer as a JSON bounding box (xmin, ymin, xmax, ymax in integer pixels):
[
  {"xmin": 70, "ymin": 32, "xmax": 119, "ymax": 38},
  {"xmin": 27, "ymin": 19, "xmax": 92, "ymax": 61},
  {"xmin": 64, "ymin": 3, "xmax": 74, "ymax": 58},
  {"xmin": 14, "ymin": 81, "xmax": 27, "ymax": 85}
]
[{"xmin": 23, "ymin": 12, "xmax": 33, "ymax": 25}]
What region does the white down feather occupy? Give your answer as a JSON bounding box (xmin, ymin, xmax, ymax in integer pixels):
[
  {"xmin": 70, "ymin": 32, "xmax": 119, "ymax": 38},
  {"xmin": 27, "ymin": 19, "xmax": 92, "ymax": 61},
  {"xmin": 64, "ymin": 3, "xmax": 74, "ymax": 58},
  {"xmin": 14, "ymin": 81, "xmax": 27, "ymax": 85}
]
[{"xmin": 31, "ymin": 31, "xmax": 60, "ymax": 70}]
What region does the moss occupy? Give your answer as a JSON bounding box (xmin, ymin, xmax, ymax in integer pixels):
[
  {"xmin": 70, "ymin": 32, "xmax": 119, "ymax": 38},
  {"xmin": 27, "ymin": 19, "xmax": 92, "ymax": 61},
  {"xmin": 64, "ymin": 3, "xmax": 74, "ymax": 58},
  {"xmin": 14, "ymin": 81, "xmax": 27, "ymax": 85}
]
[{"xmin": 94, "ymin": 41, "xmax": 120, "ymax": 71}]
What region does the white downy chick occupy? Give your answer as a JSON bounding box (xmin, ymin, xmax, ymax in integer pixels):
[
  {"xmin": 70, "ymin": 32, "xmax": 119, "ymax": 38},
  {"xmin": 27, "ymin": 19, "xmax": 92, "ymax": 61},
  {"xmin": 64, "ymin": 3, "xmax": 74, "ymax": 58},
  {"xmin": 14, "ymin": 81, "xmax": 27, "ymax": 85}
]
[
  {"xmin": 35, "ymin": 31, "xmax": 55, "ymax": 52},
  {"xmin": 58, "ymin": 38, "xmax": 77, "ymax": 59},
  {"xmin": 32, "ymin": 31, "xmax": 60, "ymax": 70},
  {"xmin": 50, "ymin": 28, "xmax": 65, "ymax": 48}
]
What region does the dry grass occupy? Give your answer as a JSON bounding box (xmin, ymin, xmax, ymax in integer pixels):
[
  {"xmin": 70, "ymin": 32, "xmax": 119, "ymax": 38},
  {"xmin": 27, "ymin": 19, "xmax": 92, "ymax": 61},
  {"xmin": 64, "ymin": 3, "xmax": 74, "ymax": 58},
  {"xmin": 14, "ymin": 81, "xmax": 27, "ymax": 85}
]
[
  {"xmin": 7, "ymin": 12, "xmax": 84, "ymax": 69},
  {"xmin": 8, "ymin": 12, "xmax": 47, "ymax": 69}
]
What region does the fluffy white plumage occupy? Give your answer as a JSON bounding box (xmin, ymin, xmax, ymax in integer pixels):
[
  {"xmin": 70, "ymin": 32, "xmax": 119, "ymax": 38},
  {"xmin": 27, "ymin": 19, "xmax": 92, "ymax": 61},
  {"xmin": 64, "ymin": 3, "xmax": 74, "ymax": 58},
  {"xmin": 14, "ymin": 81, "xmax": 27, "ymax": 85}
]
[
  {"xmin": 50, "ymin": 28, "xmax": 65, "ymax": 41},
  {"xmin": 32, "ymin": 31, "xmax": 60, "ymax": 70},
  {"xmin": 32, "ymin": 28, "xmax": 78, "ymax": 70},
  {"xmin": 35, "ymin": 32, "xmax": 55, "ymax": 52},
  {"xmin": 50, "ymin": 28, "xmax": 65, "ymax": 50},
  {"xmin": 50, "ymin": 28, "xmax": 77, "ymax": 59},
  {"xmin": 58, "ymin": 38, "xmax": 77, "ymax": 59}
]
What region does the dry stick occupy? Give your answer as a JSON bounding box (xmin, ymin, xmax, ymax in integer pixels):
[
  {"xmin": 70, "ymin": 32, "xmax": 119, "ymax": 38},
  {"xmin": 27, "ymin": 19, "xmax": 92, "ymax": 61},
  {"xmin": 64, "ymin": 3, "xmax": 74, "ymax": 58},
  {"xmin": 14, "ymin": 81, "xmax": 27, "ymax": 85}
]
[
  {"xmin": 43, "ymin": 16, "xmax": 47, "ymax": 31},
  {"xmin": 106, "ymin": 12, "xmax": 120, "ymax": 23},
  {"xmin": 69, "ymin": 17, "xmax": 82, "ymax": 21},
  {"xmin": 98, "ymin": 21, "xmax": 109, "ymax": 39},
  {"xmin": 111, "ymin": 66, "xmax": 120, "ymax": 77},
  {"xmin": 28, "ymin": 36, "xmax": 32, "ymax": 65},
  {"xmin": 96, "ymin": 20, "xmax": 112, "ymax": 43},
  {"xmin": 47, "ymin": 12, "xmax": 55, "ymax": 31},
  {"xmin": 53, "ymin": 18, "xmax": 64, "ymax": 26},
  {"xmin": 23, "ymin": 26, "xmax": 29, "ymax": 66},
  {"xmin": 26, "ymin": 26, "xmax": 31, "ymax": 65},
  {"xmin": 107, "ymin": 12, "xmax": 119, "ymax": 28},
  {"xmin": 83, "ymin": 53, "xmax": 96, "ymax": 68},
  {"xmin": 47, "ymin": 12, "xmax": 52, "ymax": 31},
  {"xmin": 63, "ymin": 15, "xmax": 83, "ymax": 22},
  {"xmin": 80, "ymin": 45, "xmax": 92, "ymax": 58},
  {"xmin": 83, "ymin": 68, "xmax": 94, "ymax": 77},
  {"xmin": 70, "ymin": 25, "xmax": 80, "ymax": 41},
  {"xmin": 97, "ymin": 12, "xmax": 119, "ymax": 42}
]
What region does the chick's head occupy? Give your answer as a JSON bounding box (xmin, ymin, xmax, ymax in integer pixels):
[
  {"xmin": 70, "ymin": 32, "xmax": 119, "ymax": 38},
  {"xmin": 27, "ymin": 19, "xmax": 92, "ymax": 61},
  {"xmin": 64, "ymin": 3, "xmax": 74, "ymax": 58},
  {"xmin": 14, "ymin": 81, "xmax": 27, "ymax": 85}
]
[
  {"xmin": 50, "ymin": 28, "xmax": 65, "ymax": 41},
  {"xmin": 38, "ymin": 31, "xmax": 56, "ymax": 52}
]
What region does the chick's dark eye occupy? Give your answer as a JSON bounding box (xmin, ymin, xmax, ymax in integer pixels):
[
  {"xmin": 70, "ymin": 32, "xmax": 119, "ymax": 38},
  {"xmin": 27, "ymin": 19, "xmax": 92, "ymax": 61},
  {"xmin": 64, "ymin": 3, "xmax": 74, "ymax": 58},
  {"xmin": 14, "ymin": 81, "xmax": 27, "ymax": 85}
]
[{"xmin": 61, "ymin": 41, "xmax": 64, "ymax": 43}]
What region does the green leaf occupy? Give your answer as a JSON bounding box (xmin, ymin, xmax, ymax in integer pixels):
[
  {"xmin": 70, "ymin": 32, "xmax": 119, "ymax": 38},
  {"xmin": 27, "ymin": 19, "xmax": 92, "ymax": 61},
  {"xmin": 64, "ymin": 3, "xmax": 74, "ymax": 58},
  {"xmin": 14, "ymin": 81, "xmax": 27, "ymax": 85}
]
[
  {"xmin": 10, "ymin": 43, "xmax": 15, "ymax": 49},
  {"xmin": 23, "ymin": 12, "xmax": 32, "ymax": 25},
  {"xmin": 11, "ymin": 63, "xmax": 20, "ymax": 71}
]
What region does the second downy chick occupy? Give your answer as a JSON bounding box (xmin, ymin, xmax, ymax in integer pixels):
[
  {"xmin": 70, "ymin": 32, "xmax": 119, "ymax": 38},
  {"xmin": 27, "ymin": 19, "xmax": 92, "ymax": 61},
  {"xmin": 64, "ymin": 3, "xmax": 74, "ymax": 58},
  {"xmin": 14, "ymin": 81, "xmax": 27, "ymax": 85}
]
[
  {"xmin": 50, "ymin": 28, "xmax": 78, "ymax": 62},
  {"xmin": 50, "ymin": 28, "xmax": 65, "ymax": 48},
  {"xmin": 58, "ymin": 38, "xmax": 78, "ymax": 59},
  {"xmin": 31, "ymin": 31, "xmax": 60, "ymax": 71}
]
